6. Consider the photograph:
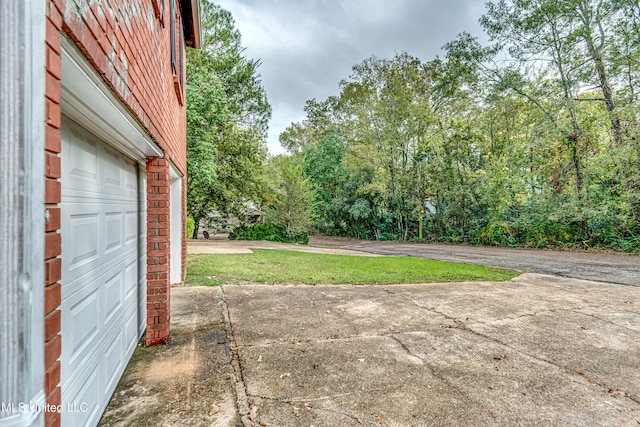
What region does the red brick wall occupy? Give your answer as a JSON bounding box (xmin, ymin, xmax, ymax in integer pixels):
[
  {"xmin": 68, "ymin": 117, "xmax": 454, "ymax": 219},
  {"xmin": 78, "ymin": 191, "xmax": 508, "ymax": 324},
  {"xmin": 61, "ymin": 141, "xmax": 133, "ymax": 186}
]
[
  {"xmin": 62, "ymin": 0, "xmax": 188, "ymax": 174},
  {"xmin": 43, "ymin": 0, "xmax": 190, "ymax": 423},
  {"xmin": 146, "ymin": 157, "xmax": 171, "ymax": 345},
  {"xmin": 60, "ymin": 0, "xmax": 189, "ymax": 343},
  {"xmin": 45, "ymin": 1, "xmax": 64, "ymax": 426}
]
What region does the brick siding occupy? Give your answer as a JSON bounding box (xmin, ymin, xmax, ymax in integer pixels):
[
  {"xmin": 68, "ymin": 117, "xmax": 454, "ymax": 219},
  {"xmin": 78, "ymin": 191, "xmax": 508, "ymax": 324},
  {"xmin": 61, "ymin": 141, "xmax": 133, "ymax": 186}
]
[
  {"xmin": 45, "ymin": 1, "xmax": 64, "ymax": 425},
  {"xmin": 62, "ymin": 0, "xmax": 188, "ymax": 174},
  {"xmin": 145, "ymin": 157, "xmax": 172, "ymax": 345},
  {"xmin": 43, "ymin": 0, "xmax": 190, "ymax": 423}
]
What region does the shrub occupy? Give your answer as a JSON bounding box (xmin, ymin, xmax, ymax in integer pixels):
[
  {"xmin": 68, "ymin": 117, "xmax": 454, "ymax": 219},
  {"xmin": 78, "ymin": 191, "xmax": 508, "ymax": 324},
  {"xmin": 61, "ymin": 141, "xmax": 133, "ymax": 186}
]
[
  {"xmin": 229, "ymin": 222, "xmax": 309, "ymax": 245},
  {"xmin": 186, "ymin": 218, "xmax": 195, "ymax": 239}
]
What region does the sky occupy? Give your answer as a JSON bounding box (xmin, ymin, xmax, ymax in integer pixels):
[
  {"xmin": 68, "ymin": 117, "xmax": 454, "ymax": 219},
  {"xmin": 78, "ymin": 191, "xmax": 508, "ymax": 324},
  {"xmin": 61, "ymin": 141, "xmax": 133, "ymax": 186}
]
[{"xmin": 215, "ymin": 0, "xmax": 489, "ymax": 155}]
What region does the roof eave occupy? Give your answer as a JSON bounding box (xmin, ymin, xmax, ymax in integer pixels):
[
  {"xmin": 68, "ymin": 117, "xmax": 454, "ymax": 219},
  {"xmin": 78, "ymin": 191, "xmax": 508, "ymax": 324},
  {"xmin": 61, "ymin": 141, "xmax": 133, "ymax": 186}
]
[
  {"xmin": 180, "ymin": 0, "xmax": 202, "ymax": 49},
  {"xmin": 190, "ymin": 0, "xmax": 202, "ymax": 49}
]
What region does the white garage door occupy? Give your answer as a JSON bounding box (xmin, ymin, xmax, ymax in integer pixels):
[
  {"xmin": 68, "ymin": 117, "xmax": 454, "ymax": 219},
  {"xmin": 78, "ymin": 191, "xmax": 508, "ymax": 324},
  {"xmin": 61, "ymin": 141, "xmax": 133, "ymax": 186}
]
[{"xmin": 60, "ymin": 118, "xmax": 143, "ymax": 426}]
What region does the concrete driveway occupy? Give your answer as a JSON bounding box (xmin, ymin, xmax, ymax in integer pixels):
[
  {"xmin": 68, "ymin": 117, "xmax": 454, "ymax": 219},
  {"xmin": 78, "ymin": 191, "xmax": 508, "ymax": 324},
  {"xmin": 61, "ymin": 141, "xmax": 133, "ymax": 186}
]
[{"xmin": 100, "ymin": 240, "xmax": 640, "ymax": 426}]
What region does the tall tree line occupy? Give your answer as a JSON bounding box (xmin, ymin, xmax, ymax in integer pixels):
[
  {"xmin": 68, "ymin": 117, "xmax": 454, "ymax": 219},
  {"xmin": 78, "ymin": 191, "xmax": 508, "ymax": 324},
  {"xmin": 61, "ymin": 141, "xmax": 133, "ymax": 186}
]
[{"xmin": 281, "ymin": 0, "xmax": 639, "ymax": 250}]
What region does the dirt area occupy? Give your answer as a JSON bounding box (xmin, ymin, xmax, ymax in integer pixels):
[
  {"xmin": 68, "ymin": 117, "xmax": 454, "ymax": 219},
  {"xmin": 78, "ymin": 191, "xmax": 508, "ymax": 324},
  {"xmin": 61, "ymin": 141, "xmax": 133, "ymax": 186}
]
[
  {"xmin": 99, "ymin": 287, "xmax": 241, "ymax": 427},
  {"xmin": 100, "ymin": 239, "xmax": 640, "ymax": 426}
]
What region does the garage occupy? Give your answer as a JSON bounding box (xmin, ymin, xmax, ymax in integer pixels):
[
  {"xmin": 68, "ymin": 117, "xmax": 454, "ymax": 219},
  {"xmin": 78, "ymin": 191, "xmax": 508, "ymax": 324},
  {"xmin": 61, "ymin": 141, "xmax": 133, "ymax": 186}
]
[
  {"xmin": 60, "ymin": 118, "xmax": 145, "ymax": 426},
  {"xmin": 0, "ymin": 1, "xmax": 195, "ymax": 423}
]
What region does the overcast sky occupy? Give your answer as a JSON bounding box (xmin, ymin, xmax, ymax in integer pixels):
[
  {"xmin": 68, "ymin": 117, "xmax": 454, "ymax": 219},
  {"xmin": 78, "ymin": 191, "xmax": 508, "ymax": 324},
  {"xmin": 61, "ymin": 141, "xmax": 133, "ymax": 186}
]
[{"xmin": 215, "ymin": 0, "xmax": 488, "ymax": 155}]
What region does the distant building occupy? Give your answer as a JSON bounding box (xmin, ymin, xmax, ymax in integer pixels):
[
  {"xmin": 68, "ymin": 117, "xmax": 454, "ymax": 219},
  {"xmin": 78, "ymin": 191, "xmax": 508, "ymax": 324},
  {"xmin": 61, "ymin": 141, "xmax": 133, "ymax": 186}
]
[
  {"xmin": 0, "ymin": 1, "xmax": 200, "ymax": 426},
  {"xmin": 199, "ymin": 205, "xmax": 265, "ymax": 236}
]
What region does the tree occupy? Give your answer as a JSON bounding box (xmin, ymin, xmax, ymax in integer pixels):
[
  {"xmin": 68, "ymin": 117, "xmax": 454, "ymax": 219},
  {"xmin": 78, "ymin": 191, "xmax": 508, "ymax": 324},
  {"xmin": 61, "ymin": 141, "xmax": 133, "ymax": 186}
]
[
  {"xmin": 480, "ymin": 0, "xmax": 639, "ymax": 244},
  {"xmin": 303, "ymin": 134, "xmax": 348, "ymax": 230},
  {"xmin": 571, "ymin": 0, "xmax": 624, "ymax": 147},
  {"xmin": 186, "ymin": 1, "xmax": 271, "ymax": 237},
  {"xmin": 275, "ymin": 1, "xmax": 638, "ymax": 251},
  {"xmin": 264, "ymin": 155, "xmax": 314, "ymax": 236},
  {"xmin": 186, "ymin": 65, "xmax": 227, "ymax": 233}
]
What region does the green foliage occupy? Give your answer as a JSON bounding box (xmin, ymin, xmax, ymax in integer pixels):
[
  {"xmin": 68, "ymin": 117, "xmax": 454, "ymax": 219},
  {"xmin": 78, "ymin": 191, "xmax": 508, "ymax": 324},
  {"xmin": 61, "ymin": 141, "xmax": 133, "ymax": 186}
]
[
  {"xmin": 186, "ymin": 249, "xmax": 518, "ymax": 286},
  {"xmin": 186, "ymin": 54, "xmax": 227, "ymax": 235},
  {"xmin": 186, "ymin": 1, "xmax": 271, "ymax": 238},
  {"xmin": 264, "ymin": 155, "xmax": 314, "ymax": 236},
  {"xmin": 229, "ymin": 223, "xmax": 309, "ymax": 245},
  {"xmin": 186, "ymin": 218, "xmax": 195, "ymax": 240},
  {"xmin": 277, "ymin": 0, "xmax": 639, "ymax": 252}
]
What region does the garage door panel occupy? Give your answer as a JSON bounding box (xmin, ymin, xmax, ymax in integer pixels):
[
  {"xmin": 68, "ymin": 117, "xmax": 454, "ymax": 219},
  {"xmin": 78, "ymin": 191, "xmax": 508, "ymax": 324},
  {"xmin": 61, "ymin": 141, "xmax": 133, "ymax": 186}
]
[
  {"xmin": 101, "ymin": 147, "xmax": 138, "ymax": 199},
  {"xmin": 64, "ymin": 204, "xmax": 138, "ymax": 282},
  {"xmin": 67, "ymin": 287, "xmax": 100, "ymax": 366},
  {"xmin": 104, "ymin": 271, "xmax": 123, "ymax": 324},
  {"xmin": 121, "ymin": 298, "xmax": 139, "ymax": 335},
  {"xmin": 67, "ymin": 366, "xmax": 100, "ymax": 427},
  {"xmin": 126, "ymin": 314, "xmax": 138, "ymax": 354},
  {"xmin": 62, "ymin": 249, "xmax": 139, "ymax": 420},
  {"xmin": 64, "ymin": 122, "xmax": 138, "ymax": 200},
  {"xmin": 63, "ymin": 244, "xmax": 138, "ymax": 299},
  {"xmin": 124, "ymin": 260, "xmax": 138, "ymax": 300},
  {"xmin": 61, "ymin": 117, "xmax": 143, "ymax": 426},
  {"xmin": 103, "ymin": 330, "xmax": 124, "ymax": 393},
  {"xmin": 63, "ymin": 296, "xmax": 138, "ymax": 398},
  {"xmin": 63, "ymin": 192, "xmax": 138, "ymax": 206},
  {"xmin": 64, "ymin": 246, "xmax": 137, "ymax": 306},
  {"xmin": 124, "ymin": 166, "xmax": 138, "ymax": 193},
  {"xmin": 125, "ymin": 210, "xmax": 137, "ymax": 244},
  {"xmin": 138, "ymin": 284, "xmax": 146, "ymax": 336},
  {"xmin": 64, "ymin": 200, "xmax": 136, "ymax": 244},
  {"xmin": 63, "ymin": 194, "xmax": 138, "ymax": 206},
  {"xmin": 104, "ymin": 211, "xmax": 123, "ymax": 254},
  {"xmin": 67, "ymin": 212, "xmax": 100, "ymax": 271},
  {"xmin": 103, "ymin": 146, "xmax": 123, "ymax": 188},
  {"xmin": 67, "ymin": 131, "xmax": 98, "ymax": 184}
]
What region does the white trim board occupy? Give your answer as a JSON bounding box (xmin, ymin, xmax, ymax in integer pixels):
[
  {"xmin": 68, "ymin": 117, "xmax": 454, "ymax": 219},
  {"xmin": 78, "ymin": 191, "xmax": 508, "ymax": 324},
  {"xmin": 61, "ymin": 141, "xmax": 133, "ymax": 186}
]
[{"xmin": 170, "ymin": 164, "xmax": 183, "ymax": 285}]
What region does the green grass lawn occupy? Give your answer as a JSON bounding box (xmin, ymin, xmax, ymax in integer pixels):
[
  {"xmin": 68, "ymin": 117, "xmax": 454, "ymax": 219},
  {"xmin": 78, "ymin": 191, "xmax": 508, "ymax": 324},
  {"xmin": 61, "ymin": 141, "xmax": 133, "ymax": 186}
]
[{"xmin": 186, "ymin": 249, "xmax": 518, "ymax": 286}]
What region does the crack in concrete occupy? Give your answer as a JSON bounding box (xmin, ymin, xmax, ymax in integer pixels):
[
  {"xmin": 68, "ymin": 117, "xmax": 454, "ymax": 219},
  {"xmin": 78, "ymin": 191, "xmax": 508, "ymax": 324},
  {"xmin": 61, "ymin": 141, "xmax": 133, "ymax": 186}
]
[
  {"xmin": 247, "ymin": 394, "xmax": 385, "ymax": 426},
  {"xmin": 538, "ymin": 271, "xmax": 639, "ymax": 287},
  {"xmin": 221, "ymin": 286, "xmax": 253, "ymax": 427},
  {"xmin": 573, "ymin": 308, "xmax": 640, "ymax": 333},
  {"xmin": 247, "ymin": 392, "xmax": 356, "ymax": 403},
  {"xmin": 236, "ymin": 329, "xmax": 493, "ymax": 423},
  {"xmin": 224, "ymin": 283, "xmax": 640, "ymax": 426},
  {"xmin": 313, "ymin": 406, "xmax": 384, "ymax": 427},
  {"xmin": 470, "ymin": 327, "xmax": 640, "ymax": 407},
  {"xmin": 236, "ymin": 332, "xmax": 416, "ymax": 347},
  {"xmin": 390, "ymin": 335, "xmax": 415, "ymax": 357},
  {"xmin": 389, "ymin": 334, "xmax": 497, "ymax": 420},
  {"xmin": 463, "ymin": 304, "xmax": 610, "ymax": 323},
  {"xmin": 401, "ymin": 295, "xmax": 640, "ymax": 408}
]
